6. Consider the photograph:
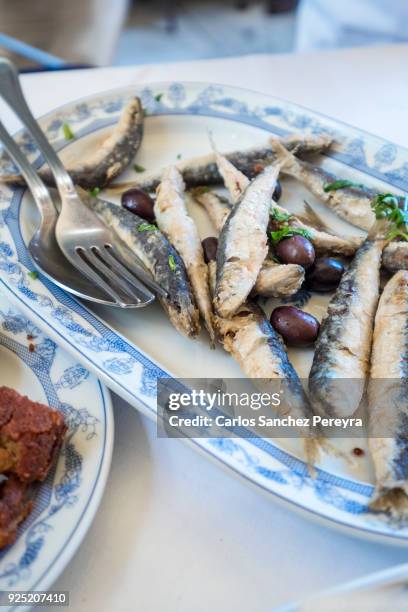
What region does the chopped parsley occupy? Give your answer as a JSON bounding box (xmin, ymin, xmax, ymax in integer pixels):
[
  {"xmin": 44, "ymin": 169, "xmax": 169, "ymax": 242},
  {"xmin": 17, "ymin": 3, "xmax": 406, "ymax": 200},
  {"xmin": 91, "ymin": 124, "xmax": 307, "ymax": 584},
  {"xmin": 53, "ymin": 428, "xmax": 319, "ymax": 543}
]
[
  {"xmin": 62, "ymin": 123, "xmax": 75, "ymax": 141},
  {"xmin": 89, "ymin": 187, "xmax": 100, "ymax": 197},
  {"xmin": 28, "ymin": 270, "xmax": 39, "ymax": 280},
  {"xmin": 371, "ymin": 193, "xmax": 408, "ymax": 240},
  {"xmin": 168, "ymin": 255, "xmax": 177, "ymax": 272},
  {"xmin": 176, "ymin": 153, "xmax": 182, "ymax": 160},
  {"xmin": 134, "ymin": 164, "xmax": 146, "ymax": 173},
  {"xmin": 270, "ymin": 207, "xmax": 292, "ymax": 223},
  {"xmin": 155, "ymin": 93, "xmax": 164, "ymax": 103},
  {"xmin": 323, "ymin": 179, "xmax": 366, "ymax": 192},
  {"xmin": 270, "ymin": 227, "xmax": 312, "ymax": 244},
  {"xmin": 138, "ymin": 223, "xmax": 157, "ymax": 232}
]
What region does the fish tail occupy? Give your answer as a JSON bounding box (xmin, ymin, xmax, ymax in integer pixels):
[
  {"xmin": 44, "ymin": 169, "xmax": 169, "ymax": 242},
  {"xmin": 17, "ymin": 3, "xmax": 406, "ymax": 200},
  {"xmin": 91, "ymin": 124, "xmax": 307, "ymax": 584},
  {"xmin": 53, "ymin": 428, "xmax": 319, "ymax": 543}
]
[
  {"xmin": 304, "ymin": 436, "xmax": 357, "ymax": 477},
  {"xmin": 269, "ymin": 137, "xmax": 302, "ymax": 174},
  {"xmin": 370, "ymin": 487, "xmax": 408, "ymax": 519},
  {"xmin": 304, "ymin": 438, "xmax": 321, "ymax": 476}
]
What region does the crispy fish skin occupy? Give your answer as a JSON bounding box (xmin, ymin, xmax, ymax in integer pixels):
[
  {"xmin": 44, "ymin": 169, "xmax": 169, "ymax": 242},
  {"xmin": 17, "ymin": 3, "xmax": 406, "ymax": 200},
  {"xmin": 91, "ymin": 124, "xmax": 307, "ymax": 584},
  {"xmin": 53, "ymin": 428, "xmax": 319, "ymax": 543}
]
[
  {"xmin": 253, "ymin": 260, "xmax": 305, "ymax": 298},
  {"xmin": 128, "ymin": 133, "xmax": 333, "ymax": 193},
  {"xmin": 88, "ymin": 195, "xmax": 200, "ymax": 339},
  {"xmin": 208, "ymin": 262, "xmax": 313, "ymax": 422},
  {"xmin": 368, "ymin": 271, "xmax": 408, "ymax": 514},
  {"xmin": 195, "ymin": 191, "xmax": 304, "ymax": 297},
  {"xmin": 0, "ymin": 97, "xmax": 144, "ymax": 190},
  {"xmin": 215, "ymin": 164, "xmax": 281, "ymax": 317},
  {"xmin": 210, "ymin": 153, "xmax": 295, "ymax": 309},
  {"xmin": 382, "ymin": 242, "xmax": 408, "ymax": 273},
  {"xmin": 270, "ymin": 140, "xmax": 376, "ymax": 231},
  {"xmin": 155, "ymin": 167, "xmax": 215, "ymax": 343},
  {"xmin": 308, "ymin": 239, "xmax": 385, "ymax": 418}
]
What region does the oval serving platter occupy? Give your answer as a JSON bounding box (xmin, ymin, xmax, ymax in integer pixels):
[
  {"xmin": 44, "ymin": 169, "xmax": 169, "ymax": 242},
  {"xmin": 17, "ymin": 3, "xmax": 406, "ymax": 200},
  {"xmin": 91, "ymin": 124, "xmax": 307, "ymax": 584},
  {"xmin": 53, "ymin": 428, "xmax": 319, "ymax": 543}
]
[
  {"xmin": 0, "ymin": 82, "xmax": 407, "ymax": 544},
  {"xmin": 0, "ymin": 292, "xmax": 113, "ymax": 606}
]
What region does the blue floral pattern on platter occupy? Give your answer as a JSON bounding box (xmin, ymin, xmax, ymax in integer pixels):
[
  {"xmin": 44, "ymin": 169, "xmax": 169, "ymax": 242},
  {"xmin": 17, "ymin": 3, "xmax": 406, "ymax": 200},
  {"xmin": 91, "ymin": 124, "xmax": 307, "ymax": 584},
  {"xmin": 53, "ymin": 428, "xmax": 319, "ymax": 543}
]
[
  {"xmin": 0, "ymin": 293, "xmax": 111, "ymax": 599},
  {"xmin": 0, "ymin": 82, "xmax": 407, "ymax": 543}
]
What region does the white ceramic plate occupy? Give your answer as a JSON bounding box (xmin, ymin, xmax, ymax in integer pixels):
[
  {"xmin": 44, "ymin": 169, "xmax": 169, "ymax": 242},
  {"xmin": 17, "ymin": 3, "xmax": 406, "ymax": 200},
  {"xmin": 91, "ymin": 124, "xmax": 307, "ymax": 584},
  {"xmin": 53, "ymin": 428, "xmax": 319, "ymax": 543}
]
[
  {"xmin": 0, "ymin": 82, "xmax": 407, "ymax": 544},
  {"xmin": 0, "ymin": 292, "xmax": 113, "ymax": 608}
]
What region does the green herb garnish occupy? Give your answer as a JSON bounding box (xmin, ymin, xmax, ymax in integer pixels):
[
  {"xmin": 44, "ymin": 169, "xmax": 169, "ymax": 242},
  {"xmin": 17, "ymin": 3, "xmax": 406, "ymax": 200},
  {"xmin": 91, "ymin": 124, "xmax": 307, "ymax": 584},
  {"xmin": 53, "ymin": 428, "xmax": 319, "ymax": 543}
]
[
  {"xmin": 62, "ymin": 123, "xmax": 75, "ymax": 141},
  {"xmin": 155, "ymin": 93, "xmax": 163, "ymax": 103},
  {"xmin": 270, "ymin": 207, "xmax": 292, "ymax": 223},
  {"xmin": 176, "ymin": 153, "xmax": 182, "ymax": 160},
  {"xmin": 168, "ymin": 255, "xmax": 177, "ymax": 272},
  {"xmin": 371, "ymin": 193, "xmax": 408, "ymax": 240},
  {"xmin": 90, "ymin": 187, "xmax": 100, "ymax": 197},
  {"xmin": 372, "ymin": 193, "xmax": 403, "ymax": 219},
  {"xmin": 270, "ymin": 227, "xmax": 312, "ymax": 244},
  {"xmin": 138, "ymin": 223, "xmax": 157, "ymax": 232},
  {"xmin": 134, "ymin": 164, "xmax": 146, "ymax": 173},
  {"xmin": 323, "ymin": 179, "xmax": 366, "ymax": 192},
  {"xmin": 28, "ymin": 271, "xmax": 39, "ymax": 280}
]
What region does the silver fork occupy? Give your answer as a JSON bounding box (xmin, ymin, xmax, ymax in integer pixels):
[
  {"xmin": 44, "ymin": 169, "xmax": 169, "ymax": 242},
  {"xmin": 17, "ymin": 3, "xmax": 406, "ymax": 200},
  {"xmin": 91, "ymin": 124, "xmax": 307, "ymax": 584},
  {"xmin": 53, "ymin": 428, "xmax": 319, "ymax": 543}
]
[
  {"xmin": 0, "ymin": 118, "xmax": 117, "ymax": 305},
  {"xmin": 0, "ymin": 58, "xmax": 164, "ymax": 308}
]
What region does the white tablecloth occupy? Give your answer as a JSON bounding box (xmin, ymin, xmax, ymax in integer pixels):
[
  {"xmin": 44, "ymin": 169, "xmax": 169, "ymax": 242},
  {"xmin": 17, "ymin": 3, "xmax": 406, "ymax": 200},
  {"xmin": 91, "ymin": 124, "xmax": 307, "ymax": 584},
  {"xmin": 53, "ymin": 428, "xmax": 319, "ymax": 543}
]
[{"xmin": 2, "ymin": 45, "xmax": 408, "ymax": 612}]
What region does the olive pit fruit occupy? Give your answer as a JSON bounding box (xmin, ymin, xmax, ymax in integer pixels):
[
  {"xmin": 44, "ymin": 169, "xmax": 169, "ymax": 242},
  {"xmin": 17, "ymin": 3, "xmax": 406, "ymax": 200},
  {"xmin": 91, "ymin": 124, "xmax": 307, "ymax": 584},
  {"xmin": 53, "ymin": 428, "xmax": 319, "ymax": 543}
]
[
  {"xmin": 306, "ymin": 257, "xmax": 345, "ymax": 292},
  {"xmin": 275, "ymin": 235, "xmax": 315, "ymax": 269},
  {"xmin": 270, "ymin": 306, "xmax": 320, "ymax": 347},
  {"xmin": 121, "ymin": 188, "xmax": 155, "ymax": 222}
]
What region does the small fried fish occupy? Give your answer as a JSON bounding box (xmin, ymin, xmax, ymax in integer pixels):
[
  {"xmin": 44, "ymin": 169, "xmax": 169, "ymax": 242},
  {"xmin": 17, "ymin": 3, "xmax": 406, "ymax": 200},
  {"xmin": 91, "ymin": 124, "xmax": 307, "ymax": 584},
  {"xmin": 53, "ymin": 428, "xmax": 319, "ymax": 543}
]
[
  {"xmin": 195, "ymin": 191, "xmax": 305, "ymax": 298},
  {"xmin": 368, "ymin": 271, "xmax": 408, "ymax": 516},
  {"xmin": 1, "ymin": 97, "xmax": 145, "ymax": 190},
  {"xmin": 87, "ymin": 194, "xmax": 200, "ymax": 339},
  {"xmin": 382, "ymin": 241, "xmax": 408, "ymax": 273},
  {"xmin": 270, "ymin": 139, "xmax": 376, "ymax": 231},
  {"xmin": 309, "ymin": 239, "xmax": 385, "ymax": 417},
  {"xmin": 214, "ymin": 164, "xmax": 282, "ymax": 317},
  {"xmin": 120, "ymin": 133, "xmax": 333, "ymax": 193},
  {"xmin": 208, "ymin": 261, "xmax": 319, "ymax": 462},
  {"xmin": 155, "ymin": 166, "xmax": 215, "ymax": 344}
]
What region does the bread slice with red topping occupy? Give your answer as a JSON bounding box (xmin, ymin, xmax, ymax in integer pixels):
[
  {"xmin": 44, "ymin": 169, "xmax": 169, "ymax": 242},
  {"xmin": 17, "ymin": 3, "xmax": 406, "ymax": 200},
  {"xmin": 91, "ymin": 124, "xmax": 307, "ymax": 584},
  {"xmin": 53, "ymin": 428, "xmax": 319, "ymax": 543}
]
[
  {"xmin": 0, "ymin": 386, "xmax": 67, "ymax": 482},
  {"xmin": 0, "ymin": 386, "xmax": 67, "ymax": 549}
]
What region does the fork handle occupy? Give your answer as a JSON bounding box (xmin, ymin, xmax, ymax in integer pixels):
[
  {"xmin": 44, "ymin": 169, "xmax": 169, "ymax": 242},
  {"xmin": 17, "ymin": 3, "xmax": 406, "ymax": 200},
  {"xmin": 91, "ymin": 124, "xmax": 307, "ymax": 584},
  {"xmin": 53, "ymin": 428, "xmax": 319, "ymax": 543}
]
[
  {"xmin": 0, "ymin": 119, "xmax": 57, "ymax": 229},
  {"xmin": 0, "ymin": 58, "xmax": 75, "ymax": 194}
]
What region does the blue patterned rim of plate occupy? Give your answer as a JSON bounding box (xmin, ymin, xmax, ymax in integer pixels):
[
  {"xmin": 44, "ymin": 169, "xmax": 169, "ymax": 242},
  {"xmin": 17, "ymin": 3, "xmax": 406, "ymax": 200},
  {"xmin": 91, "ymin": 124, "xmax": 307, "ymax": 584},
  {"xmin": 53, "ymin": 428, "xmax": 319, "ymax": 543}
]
[
  {"xmin": 0, "ymin": 82, "xmax": 407, "ymax": 542},
  {"xmin": 0, "ymin": 296, "xmax": 113, "ymax": 594}
]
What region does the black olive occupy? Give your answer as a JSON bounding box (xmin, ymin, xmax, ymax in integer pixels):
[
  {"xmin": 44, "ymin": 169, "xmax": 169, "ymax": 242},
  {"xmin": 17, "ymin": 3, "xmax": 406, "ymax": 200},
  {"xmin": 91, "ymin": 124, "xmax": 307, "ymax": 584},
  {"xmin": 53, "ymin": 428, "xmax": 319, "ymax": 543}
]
[
  {"xmin": 202, "ymin": 237, "xmax": 218, "ymax": 263},
  {"xmin": 272, "ymin": 179, "xmax": 282, "ymax": 202},
  {"xmin": 306, "ymin": 257, "xmax": 345, "ymax": 292},
  {"xmin": 275, "ymin": 235, "xmax": 315, "ymax": 269},
  {"xmin": 270, "ymin": 306, "xmax": 320, "ymax": 347},
  {"xmin": 121, "ymin": 188, "xmax": 155, "ymax": 222}
]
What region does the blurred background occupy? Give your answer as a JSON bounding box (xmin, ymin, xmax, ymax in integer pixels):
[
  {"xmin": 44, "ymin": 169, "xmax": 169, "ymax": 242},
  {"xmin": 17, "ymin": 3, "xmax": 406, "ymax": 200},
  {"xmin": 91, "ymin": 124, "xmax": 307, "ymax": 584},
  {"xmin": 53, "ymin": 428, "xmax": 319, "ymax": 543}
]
[{"xmin": 0, "ymin": 0, "xmax": 407, "ymax": 70}]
